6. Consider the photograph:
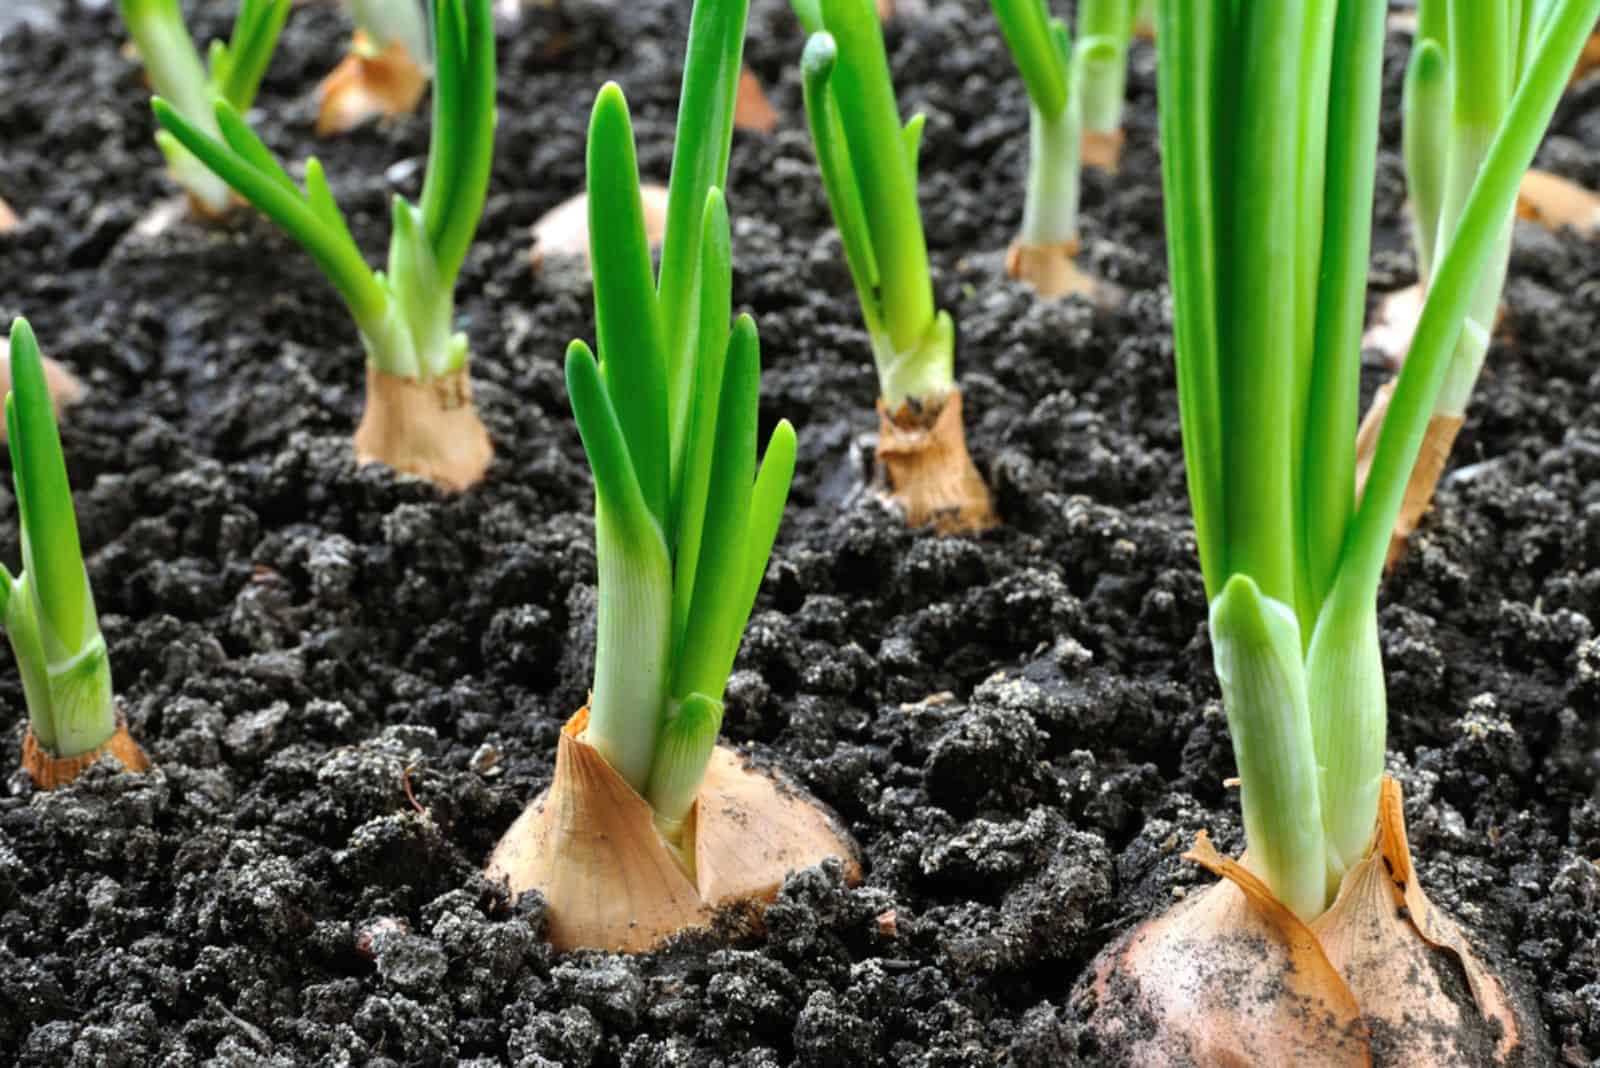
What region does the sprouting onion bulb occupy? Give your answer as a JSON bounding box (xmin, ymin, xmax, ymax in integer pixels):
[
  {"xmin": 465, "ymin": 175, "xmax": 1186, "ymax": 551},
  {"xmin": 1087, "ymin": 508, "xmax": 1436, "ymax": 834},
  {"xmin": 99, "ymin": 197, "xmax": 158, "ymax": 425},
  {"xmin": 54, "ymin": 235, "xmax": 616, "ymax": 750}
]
[
  {"xmin": 568, "ymin": 80, "xmax": 796, "ymax": 836},
  {"xmin": 795, "ymin": 0, "xmax": 952, "ymax": 410},
  {"xmin": 151, "ymin": 0, "xmax": 493, "ymax": 383},
  {"xmin": 118, "ymin": 0, "xmax": 290, "ymax": 215},
  {"xmin": 0, "ymin": 319, "xmax": 116, "ymax": 761},
  {"xmin": 1158, "ymin": 0, "xmax": 1600, "ymax": 921}
]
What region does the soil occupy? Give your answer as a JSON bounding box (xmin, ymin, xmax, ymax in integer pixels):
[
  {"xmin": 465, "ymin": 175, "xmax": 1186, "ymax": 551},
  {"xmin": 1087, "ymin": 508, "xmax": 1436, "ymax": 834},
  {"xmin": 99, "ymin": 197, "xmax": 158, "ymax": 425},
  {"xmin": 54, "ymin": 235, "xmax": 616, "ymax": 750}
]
[{"xmin": 0, "ymin": 2, "xmax": 1597, "ymax": 1065}]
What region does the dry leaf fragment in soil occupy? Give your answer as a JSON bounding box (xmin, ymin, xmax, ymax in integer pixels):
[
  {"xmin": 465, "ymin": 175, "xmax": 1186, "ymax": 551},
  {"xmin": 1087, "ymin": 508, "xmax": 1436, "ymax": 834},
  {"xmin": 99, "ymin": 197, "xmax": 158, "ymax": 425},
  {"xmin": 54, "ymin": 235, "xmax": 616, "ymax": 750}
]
[
  {"xmin": 876, "ymin": 390, "xmax": 997, "ymax": 534},
  {"xmin": 23, "ymin": 716, "xmax": 150, "ymax": 790},
  {"xmin": 529, "ymin": 184, "xmax": 670, "ymax": 272},
  {"xmin": 315, "ymin": 31, "xmax": 429, "ymax": 136},
  {"xmin": 485, "ymin": 708, "xmax": 860, "ymax": 952},
  {"xmin": 1081, "ymin": 777, "xmax": 1538, "ymax": 1067},
  {"xmin": 1516, "ymin": 169, "xmax": 1600, "ymax": 236},
  {"xmin": 0, "ymin": 336, "xmax": 86, "ymax": 440},
  {"xmin": 354, "ymin": 365, "xmax": 493, "ymax": 491}
]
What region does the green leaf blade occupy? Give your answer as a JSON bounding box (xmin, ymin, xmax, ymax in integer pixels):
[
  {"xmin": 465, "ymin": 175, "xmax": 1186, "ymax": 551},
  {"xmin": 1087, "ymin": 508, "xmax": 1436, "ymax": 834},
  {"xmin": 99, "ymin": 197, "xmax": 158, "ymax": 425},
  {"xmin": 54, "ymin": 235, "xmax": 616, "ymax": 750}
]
[
  {"xmin": 656, "ymin": 0, "xmax": 750, "ymax": 371},
  {"xmin": 586, "ymin": 84, "xmax": 671, "ymax": 531},
  {"xmin": 5, "ymin": 320, "xmax": 95, "ymax": 661},
  {"xmin": 988, "ymin": 0, "xmax": 1071, "ymax": 120},
  {"xmin": 671, "ymin": 317, "xmax": 760, "ymax": 704}
]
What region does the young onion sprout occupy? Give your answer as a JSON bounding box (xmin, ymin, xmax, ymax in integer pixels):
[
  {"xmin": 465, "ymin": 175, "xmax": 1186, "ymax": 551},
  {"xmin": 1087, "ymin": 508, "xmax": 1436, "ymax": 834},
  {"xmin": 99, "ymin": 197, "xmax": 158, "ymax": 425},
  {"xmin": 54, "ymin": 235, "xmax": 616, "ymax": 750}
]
[
  {"xmin": 1160, "ymin": 0, "xmax": 1600, "ymax": 923},
  {"xmin": 151, "ymin": 0, "xmax": 497, "ymax": 490},
  {"xmin": 118, "ymin": 0, "xmax": 290, "ymax": 216},
  {"xmin": 2, "ymin": 319, "xmax": 148, "ymax": 788},
  {"xmin": 986, "ymin": 0, "xmax": 1113, "ymax": 294},
  {"xmin": 486, "ymin": 0, "xmax": 857, "ymax": 954},
  {"xmin": 570, "ymin": 76, "xmax": 795, "ymax": 834},
  {"xmin": 796, "ymin": 0, "xmax": 994, "ymax": 531},
  {"xmin": 350, "ymin": 0, "xmax": 430, "ymax": 73}
]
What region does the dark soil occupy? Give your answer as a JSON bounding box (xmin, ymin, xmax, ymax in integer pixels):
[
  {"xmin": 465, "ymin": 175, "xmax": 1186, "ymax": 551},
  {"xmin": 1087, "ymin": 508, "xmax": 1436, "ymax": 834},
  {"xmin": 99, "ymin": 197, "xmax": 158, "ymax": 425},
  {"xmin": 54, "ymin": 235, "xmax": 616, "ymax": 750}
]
[{"xmin": 0, "ymin": 2, "xmax": 1597, "ymax": 1065}]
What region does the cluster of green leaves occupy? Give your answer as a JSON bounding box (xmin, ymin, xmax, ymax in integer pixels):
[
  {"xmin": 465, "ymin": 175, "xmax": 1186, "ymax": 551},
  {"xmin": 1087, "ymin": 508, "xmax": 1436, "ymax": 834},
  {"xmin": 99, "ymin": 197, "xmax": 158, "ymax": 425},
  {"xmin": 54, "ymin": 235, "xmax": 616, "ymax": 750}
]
[
  {"xmin": 151, "ymin": 0, "xmax": 495, "ymax": 381},
  {"xmin": 0, "ymin": 321, "xmax": 115, "ymax": 760},
  {"xmin": 1407, "ymin": 0, "xmax": 1560, "ymax": 415},
  {"xmin": 794, "ymin": 0, "xmax": 952, "ymax": 409},
  {"xmin": 1158, "ymin": 0, "xmax": 1599, "ymax": 921},
  {"xmin": 119, "ymin": 0, "xmax": 290, "ymax": 214},
  {"xmin": 567, "ymin": 0, "xmax": 796, "ymax": 834}
]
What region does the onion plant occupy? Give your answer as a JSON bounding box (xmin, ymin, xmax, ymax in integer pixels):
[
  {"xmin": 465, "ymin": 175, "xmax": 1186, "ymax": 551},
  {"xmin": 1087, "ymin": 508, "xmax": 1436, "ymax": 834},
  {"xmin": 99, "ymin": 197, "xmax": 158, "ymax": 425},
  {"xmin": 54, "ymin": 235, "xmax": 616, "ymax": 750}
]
[
  {"xmin": 2, "ymin": 319, "xmax": 135, "ymax": 777},
  {"xmin": 118, "ymin": 0, "xmax": 290, "ymax": 215},
  {"xmin": 1358, "ymin": 0, "xmax": 1564, "ymax": 556},
  {"xmin": 985, "ymin": 0, "xmax": 1114, "ymax": 294},
  {"xmin": 151, "ymin": 0, "xmax": 497, "ymax": 490},
  {"xmin": 567, "ymin": 1, "xmax": 794, "ymax": 837},
  {"xmin": 486, "ymin": 0, "xmax": 856, "ymax": 956},
  {"xmin": 796, "ymin": 0, "xmax": 994, "ymax": 530},
  {"xmin": 796, "ymin": 0, "xmax": 949, "ymax": 409},
  {"xmin": 1159, "ymin": 0, "xmax": 1598, "ymax": 922}
]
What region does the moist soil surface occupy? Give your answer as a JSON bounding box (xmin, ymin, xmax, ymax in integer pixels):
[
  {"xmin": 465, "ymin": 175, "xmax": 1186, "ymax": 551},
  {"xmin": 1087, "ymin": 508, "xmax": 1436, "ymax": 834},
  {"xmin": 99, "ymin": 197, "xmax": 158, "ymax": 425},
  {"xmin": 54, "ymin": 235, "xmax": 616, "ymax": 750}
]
[{"xmin": 1, "ymin": 2, "xmax": 1599, "ymax": 1065}]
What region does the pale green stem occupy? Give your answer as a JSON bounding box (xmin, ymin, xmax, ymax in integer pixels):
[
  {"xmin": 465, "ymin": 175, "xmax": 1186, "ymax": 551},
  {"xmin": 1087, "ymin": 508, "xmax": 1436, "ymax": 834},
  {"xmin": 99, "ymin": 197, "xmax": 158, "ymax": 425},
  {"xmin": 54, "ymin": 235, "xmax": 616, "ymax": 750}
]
[
  {"xmin": 582, "ymin": 506, "xmax": 672, "ymax": 795},
  {"xmin": 1210, "ymin": 575, "xmax": 1328, "ymax": 922},
  {"xmin": 1019, "ymin": 100, "xmax": 1081, "ymax": 247}
]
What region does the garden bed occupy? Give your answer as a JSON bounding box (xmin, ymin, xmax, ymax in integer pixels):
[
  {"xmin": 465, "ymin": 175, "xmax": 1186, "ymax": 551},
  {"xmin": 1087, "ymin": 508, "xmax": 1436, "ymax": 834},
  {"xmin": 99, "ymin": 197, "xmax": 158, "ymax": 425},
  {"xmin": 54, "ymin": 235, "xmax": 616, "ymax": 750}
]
[{"xmin": 0, "ymin": 1, "xmax": 1598, "ymax": 1064}]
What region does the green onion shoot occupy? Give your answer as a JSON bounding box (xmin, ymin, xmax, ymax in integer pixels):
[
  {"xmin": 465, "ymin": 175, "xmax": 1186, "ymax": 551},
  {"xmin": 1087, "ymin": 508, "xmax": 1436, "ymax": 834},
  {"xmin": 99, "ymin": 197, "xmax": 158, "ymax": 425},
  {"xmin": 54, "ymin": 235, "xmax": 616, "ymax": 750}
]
[
  {"xmin": 568, "ymin": 87, "xmax": 795, "ymax": 835},
  {"xmin": 316, "ymin": 0, "xmax": 432, "ymax": 137},
  {"xmin": 152, "ymin": 0, "xmax": 496, "ymax": 491},
  {"xmin": 1083, "ymin": 2, "xmax": 1600, "ymax": 1060},
  {"xmin": 986, "ymin": 0, "xmax": 1108, "ymax": 296},
  {"xmin": 1357, "ymin": 0, "xmax": 1564, "ymax": 564},
  {"xmin": 485, "ymin": 0, "xmax": 858, "ymax": 953},
  {"xmin": 118, "ymin": 0, "xmax": 290, "ymax": 217},
  {"xmin": 797, "ymin": 0, "xmax": 995, "ymax": 532},
  {"xmin": 3, "ymin": 319, "xmax": 149, "ymax": 789}
]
